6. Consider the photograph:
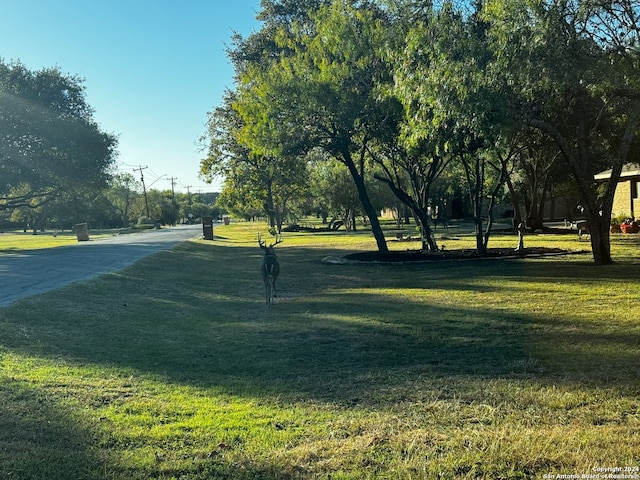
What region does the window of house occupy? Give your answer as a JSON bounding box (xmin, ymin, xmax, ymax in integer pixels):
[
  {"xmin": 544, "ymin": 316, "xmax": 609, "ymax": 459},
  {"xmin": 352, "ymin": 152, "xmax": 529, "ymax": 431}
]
[{"xmin": 634, "ymin": 181, "xmax": 640, "ymax": 199}]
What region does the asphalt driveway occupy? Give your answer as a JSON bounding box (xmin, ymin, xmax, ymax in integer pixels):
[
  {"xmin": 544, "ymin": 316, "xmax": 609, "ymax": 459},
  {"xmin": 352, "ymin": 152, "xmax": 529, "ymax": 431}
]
[{"xmin": 0, "ymin": 224, "xmax": 202, "ymax": 307}]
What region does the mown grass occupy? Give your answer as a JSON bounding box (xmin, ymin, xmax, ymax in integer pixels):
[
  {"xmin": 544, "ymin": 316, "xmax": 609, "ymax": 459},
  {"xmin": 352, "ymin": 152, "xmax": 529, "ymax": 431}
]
[
  {"xmin": 0, "ymin": 228, "xmax": 126, "ymax": 252},
  {"xmin": 0, "ymin": 221, "xmax": 638, "ymax": 479}
]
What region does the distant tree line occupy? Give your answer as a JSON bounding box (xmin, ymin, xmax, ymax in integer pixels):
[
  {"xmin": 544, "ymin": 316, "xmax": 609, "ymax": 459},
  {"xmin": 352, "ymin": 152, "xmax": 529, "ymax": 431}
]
[
  {"xmin": 200, "ymin": 0, "xmax": 640, "ymax": 265},
  {"xmin": 1, "ymin": 59, "xmax": 219, "ymax": 232}
]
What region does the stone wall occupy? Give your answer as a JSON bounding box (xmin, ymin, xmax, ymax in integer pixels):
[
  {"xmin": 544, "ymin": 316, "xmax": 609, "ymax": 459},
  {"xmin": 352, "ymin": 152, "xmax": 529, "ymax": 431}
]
[
  {"xmin": 612, "ymin": 180, "xmax": 632, "ymax": 217},
  {"xmin": 611, "ymin": 179, "xmax": 640, "ymax": 218}
]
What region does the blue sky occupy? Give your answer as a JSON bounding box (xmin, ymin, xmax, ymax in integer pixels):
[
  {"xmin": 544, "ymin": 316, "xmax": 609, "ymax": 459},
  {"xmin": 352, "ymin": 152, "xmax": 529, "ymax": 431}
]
[{"xmin": 0, "ymin": 0, "xmax": 263, "ymax": 193}]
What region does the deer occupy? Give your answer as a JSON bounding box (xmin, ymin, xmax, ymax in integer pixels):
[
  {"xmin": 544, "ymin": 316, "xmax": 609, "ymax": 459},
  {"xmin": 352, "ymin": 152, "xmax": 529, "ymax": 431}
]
[{"xmin": 258, "ymin": 233, "xmax": 283, "ymax": 306}]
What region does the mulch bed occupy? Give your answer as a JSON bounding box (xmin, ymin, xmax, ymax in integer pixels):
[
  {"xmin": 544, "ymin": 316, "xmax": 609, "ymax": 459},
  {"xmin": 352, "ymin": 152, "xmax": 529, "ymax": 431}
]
[{"xmin": 342, "ymin": 247, "xmax": 575, "ymax": 263}]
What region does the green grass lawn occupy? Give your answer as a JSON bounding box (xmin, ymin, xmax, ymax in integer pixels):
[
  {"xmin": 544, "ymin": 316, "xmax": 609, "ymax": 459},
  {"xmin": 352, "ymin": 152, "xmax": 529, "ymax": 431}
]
[
  {"xmin": 0, "ymin": 222, "xmax": 639, "ymax": 479},
  {"xmin": 0, "ymin": 228, "xmax": 130, "ymax": 252}
]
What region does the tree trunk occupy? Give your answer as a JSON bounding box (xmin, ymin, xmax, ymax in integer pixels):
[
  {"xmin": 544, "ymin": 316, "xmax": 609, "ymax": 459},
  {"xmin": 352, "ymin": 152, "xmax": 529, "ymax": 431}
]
[
  {"xmin": 474, "ymin": 216, "xmax": 486, "ymax": 254},
  {"xmin": 529, "ymin": 174, "xmax": 550, "ymax": 230},
  {"xmin": 341, "ymin": 150, "xmax": 388, "ymax": 253},
  {"xmin": 415, "ymin": 208, "xmax": 438, "ymax": 252},
  {"xmin": 264, "ymin": 179, "xmax": 277, "ymax": 230},
  {"xmin": 470, "ymin": 173, "xmax": 486, "ymax": 254},
  {"xmin": 505, "ymin": 173, "xmax": 523, "ymax": 227},
  {"xmin": 462, "ymin": 151, "xmax": 487, "ymax": 254},
  {"xmin": 373, "ymin": 174, "xmax": 438, "ymax": 252},
  {"xmin": 589, "ymin": 219, "xmax": 613, "ymax": 265}
]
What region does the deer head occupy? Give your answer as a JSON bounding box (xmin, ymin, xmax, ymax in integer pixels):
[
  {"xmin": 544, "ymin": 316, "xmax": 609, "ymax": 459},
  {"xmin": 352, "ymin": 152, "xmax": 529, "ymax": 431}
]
[{"xmin": 258, "ymin": 233, "xmax": 283, "ymax": 254}]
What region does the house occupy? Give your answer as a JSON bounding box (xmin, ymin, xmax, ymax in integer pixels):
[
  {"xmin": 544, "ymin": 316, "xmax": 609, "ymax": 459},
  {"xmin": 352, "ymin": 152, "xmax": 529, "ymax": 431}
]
[{"xmin": 594, "ymin": 163, "xmax": 640, "ymax": 219}]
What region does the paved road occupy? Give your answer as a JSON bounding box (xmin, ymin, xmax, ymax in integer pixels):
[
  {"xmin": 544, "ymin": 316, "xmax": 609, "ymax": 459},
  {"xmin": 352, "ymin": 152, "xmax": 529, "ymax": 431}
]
[{"xmin": 0, "ymin": 224, "xmax": 203, "ymax": 307}]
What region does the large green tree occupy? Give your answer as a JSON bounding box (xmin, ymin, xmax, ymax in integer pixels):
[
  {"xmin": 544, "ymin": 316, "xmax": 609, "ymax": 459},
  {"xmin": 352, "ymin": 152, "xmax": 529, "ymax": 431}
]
[
  {"xmin": 0, "ymin": 60, "xmax": 118, "ymax": 212},
  {"xmin": 201, "ymin": 92, "xmax": 308, "ymax": 232},
  {"xmin": 391, "ymin": 2, "xmax": 511, "ymax": 253},
  {"xmin": 484, "ymin": 0, "xmax": 640, "ymax": 264},
  {"xmin": 230, "ymin": 0, "xmax": 392, "ymax": 252},
  {"xmin": 106, "ymin": 172, "xmax": 140, "ymax": 228}
]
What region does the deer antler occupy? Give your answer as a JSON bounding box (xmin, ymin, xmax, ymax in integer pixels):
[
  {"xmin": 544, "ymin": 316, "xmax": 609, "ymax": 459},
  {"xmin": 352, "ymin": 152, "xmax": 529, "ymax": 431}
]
[
  {"xmin": 258, "ymin": 233, "xmax": 283, "ymax": 248},
  {"xmin": 271, "ymin": 234, "xmax": 283, "ymax": 247}
]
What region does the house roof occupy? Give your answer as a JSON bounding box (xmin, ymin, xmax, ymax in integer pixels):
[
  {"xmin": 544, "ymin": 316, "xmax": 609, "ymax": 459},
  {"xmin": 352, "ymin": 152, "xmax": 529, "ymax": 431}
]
[{"xmin": 594, "ymin": 163, "xmax": 640, "ymax": 180}]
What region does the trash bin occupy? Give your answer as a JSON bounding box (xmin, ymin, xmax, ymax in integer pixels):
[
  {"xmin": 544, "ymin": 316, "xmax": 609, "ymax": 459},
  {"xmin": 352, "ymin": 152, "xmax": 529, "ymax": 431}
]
[
  {"xmin": 223, "ymin": 216, "xmax": 230, "ymax": 226},
  {"xmin": 202, "ymin": 216, "xmax": 214, "ymax": 240},
  {"xmin": 74, "ymin": 223, "xmax": 90, "ymax": 242}
]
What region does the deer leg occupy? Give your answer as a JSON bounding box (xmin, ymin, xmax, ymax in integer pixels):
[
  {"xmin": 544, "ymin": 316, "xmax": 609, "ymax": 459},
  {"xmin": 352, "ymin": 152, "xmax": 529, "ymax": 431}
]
[
  {"xmin": 270, "ymin": 281, "xmax": 274, "ymax": 305},
  {"xmin": 263, "ymin": 277, "xmax": 270, "ymax": 306}
]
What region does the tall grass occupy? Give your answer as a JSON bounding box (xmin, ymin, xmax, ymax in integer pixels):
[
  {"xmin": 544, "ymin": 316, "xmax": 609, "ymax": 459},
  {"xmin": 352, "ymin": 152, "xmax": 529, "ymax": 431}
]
[{"xmin": 0, "ymin": 222, "xmax": 638, "ymax": 479}]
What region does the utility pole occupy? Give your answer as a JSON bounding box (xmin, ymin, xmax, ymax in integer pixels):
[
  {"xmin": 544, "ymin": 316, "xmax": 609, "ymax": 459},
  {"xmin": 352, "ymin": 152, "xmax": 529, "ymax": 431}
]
[
  {"xmin": 168, "ymin": 177, "xmax": 178, "ymax": 198},
  {"xmin": 133, "ymin": 165, "xmax": 150, "ymax": 218},
  {"xmin": 186, "ymin": 185, "xmax": 193, "ymax": 222},
  {"xmin": 168, "ymin": 177, "xmax": 178, "ymax": 226}
]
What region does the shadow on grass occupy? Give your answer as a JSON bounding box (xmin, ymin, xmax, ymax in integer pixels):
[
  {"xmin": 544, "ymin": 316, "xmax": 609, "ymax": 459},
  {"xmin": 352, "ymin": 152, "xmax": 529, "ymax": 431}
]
[
  {"xmin": 0, "ymin": 375, "xmax": 100, "ymax": 478},
  {"xmin": 3, "ymin": 241, "xmax": 638, "ymax": 405},
  {"xmin": 0, "ymin": 370, "xmax": 312, "ymax": 480},
  {"xmin": 1, "ymin": 240, "xmax": 639, "ymax": 478}
]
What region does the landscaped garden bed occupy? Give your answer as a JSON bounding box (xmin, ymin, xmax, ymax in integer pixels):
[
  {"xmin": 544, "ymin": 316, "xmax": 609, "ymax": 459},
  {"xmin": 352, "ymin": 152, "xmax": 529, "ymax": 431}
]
[{"xmin": 343, "ymin": 246, "xmax": 574, "ymax": 263}]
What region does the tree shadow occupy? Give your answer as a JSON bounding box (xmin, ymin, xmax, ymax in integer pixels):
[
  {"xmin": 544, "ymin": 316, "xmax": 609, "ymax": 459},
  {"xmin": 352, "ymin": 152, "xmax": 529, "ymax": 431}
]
[
  {"xmin": 0, "ymin": 371, "xmax": 314, "ymax": 480},
  {"xmin": 1, "ymin": 240, "xmax": 639, "ymax": 477},
  {"xmin": 0, "ymin": 375, "xmax": 101, "ymax": 479},
  {"xmin": 2, "ymin": 241, "xmax": 636, "ymax": 406}
]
